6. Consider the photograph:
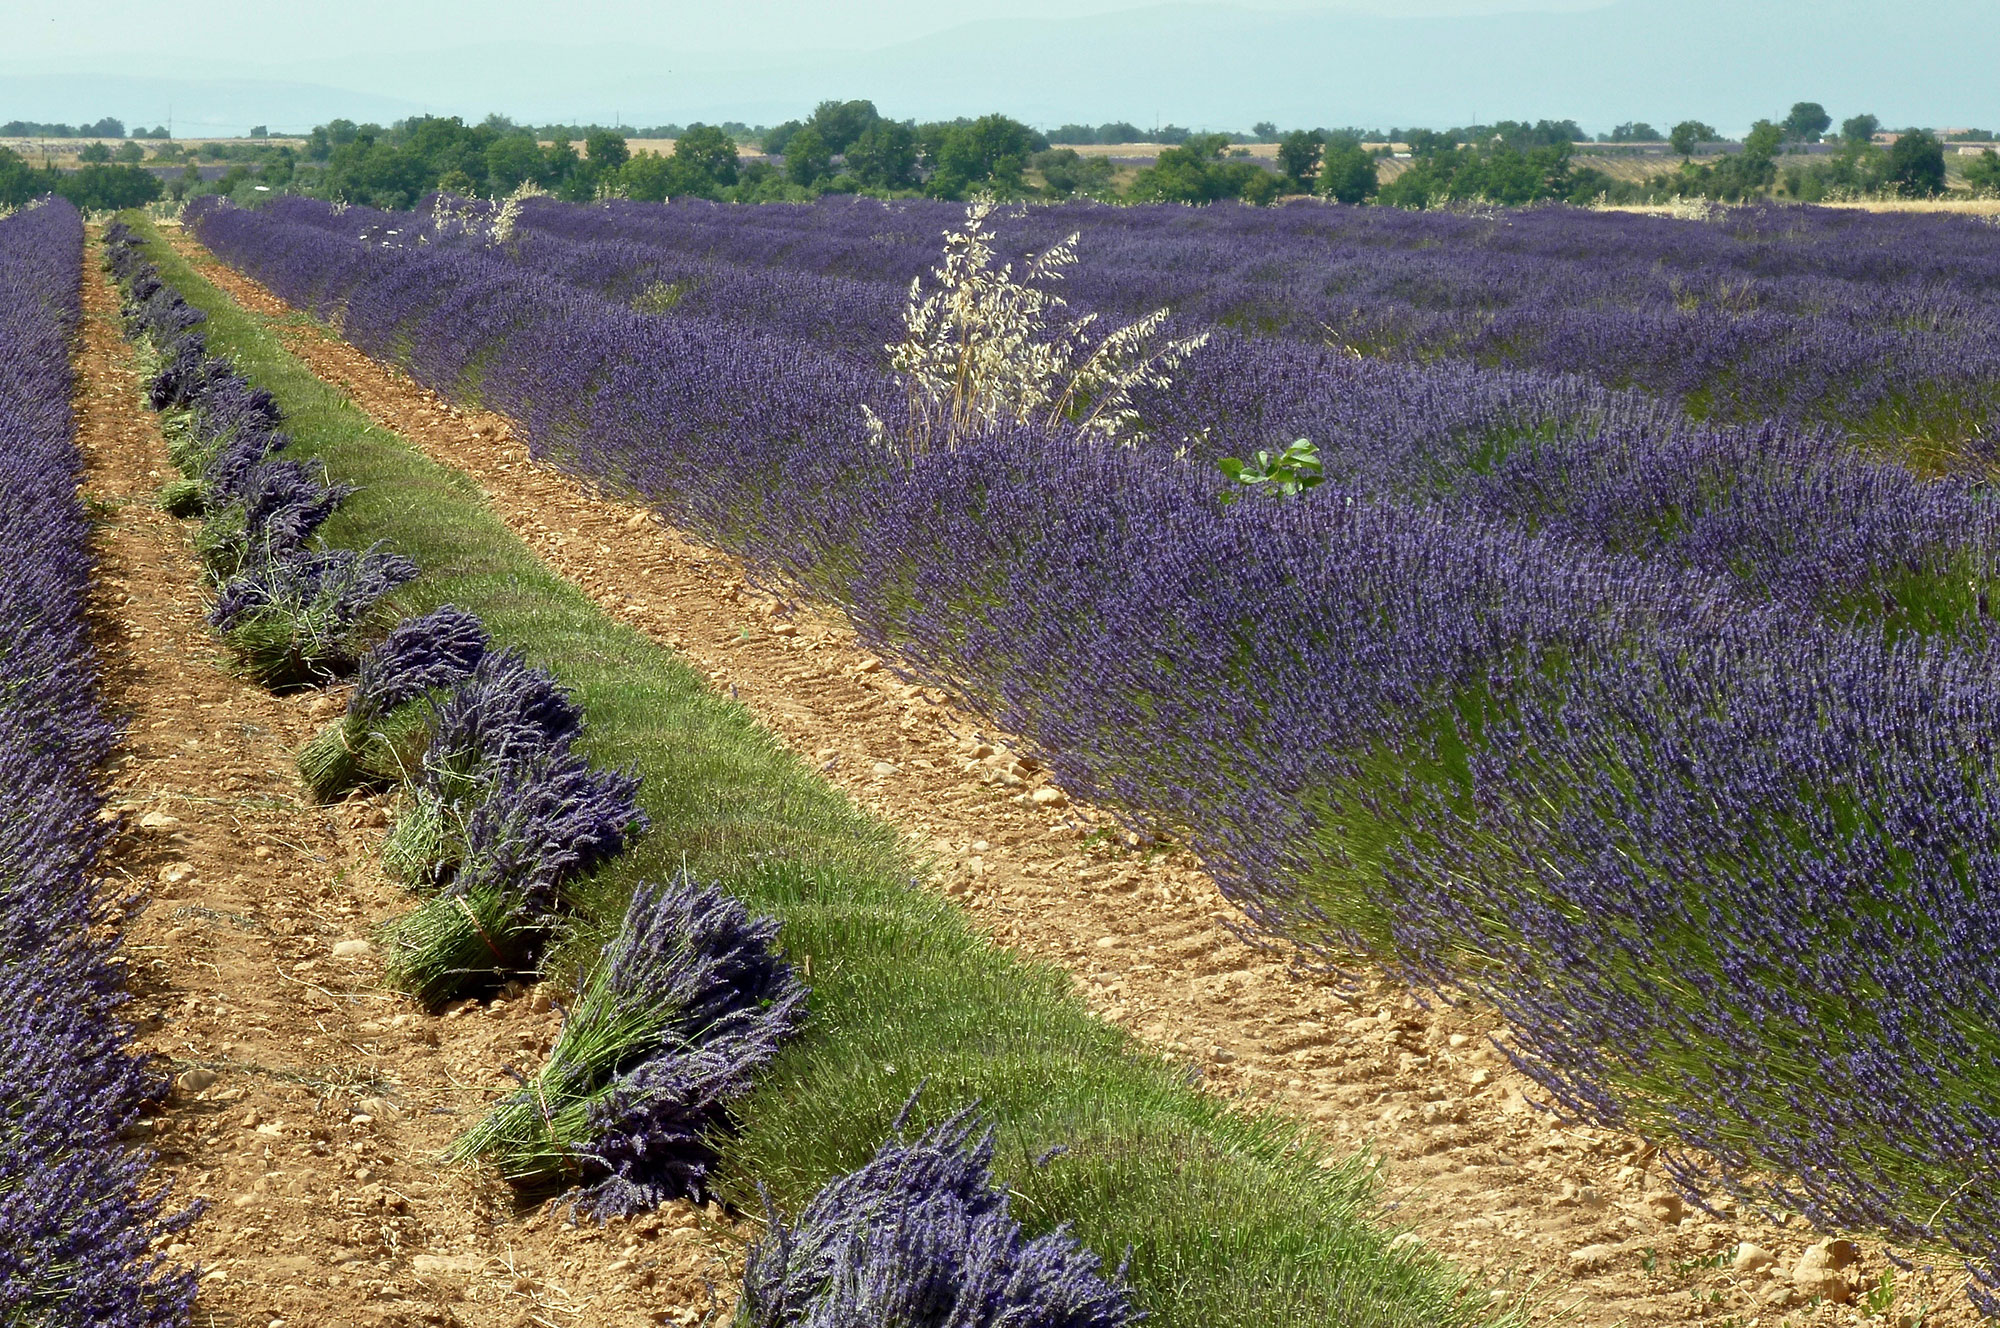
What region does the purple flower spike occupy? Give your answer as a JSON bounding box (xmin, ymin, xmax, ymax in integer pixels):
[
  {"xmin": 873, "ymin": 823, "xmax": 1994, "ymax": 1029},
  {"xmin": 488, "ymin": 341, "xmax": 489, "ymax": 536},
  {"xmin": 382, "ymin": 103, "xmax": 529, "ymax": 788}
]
[{"xmin": 350, "ymin": 605, "xmax": 491, "ymax": 722}]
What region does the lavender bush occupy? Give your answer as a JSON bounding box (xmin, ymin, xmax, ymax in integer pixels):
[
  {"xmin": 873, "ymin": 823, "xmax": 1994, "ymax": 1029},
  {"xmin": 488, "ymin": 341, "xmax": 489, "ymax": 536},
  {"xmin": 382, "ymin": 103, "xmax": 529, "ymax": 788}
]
[
  {"xmin": 189, "ymin": 194, "xmax": 2000, "ymax": 1309},
  {"xmin": 0, "ymin": 202, "xmax": 195, "ymax": 1325},
  {"xmin": 219, "ymin": 195, "xmax": 2000, "ymax": 642},
  {"xmin": 739, "ymin": 1105, "xmax": 1137, "ymax": 1328},
  {"xmin": 450, "ymin": 876, "xmax": 806, "ymax": 1215}
]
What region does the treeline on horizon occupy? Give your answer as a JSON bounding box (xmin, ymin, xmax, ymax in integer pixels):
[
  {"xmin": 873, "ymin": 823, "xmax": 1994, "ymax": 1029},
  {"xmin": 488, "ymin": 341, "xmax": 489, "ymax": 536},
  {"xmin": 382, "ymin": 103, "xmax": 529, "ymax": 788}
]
[{"xmin": 6, "ymin": 98, "xmax": 1998, "ymax": 212}]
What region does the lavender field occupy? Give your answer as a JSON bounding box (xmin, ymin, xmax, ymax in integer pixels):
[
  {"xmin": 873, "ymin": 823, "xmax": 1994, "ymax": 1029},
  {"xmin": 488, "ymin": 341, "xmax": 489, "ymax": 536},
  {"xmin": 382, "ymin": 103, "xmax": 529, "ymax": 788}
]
[
  {"xmin": 191, "ymin": 191, "xmax": 2000, "ymax": 1310},
  {"xmin": 0, "ymin": 201, "xmax": 193, "ymax": 1323}
]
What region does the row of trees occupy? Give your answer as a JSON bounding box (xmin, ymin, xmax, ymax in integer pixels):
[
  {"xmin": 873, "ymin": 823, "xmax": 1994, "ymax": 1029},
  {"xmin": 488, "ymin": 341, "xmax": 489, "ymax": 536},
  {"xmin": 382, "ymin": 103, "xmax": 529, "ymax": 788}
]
[
  {"xmin": 297, "ymin": 105, "xmax": 1106, "ymax": 208},
  {"xmin": 0, "ymin": 148, "xmax": 162, "ymax": 209},
  {"xmin": 27, "ymin": 97, "xmax": 1975, "ymax": 214},
  {"xmin": 1648, "ymin": 110, "xmax": 1953, "ymax": 203},
  {"xmin": 0, "ymin": 117, "xmax": 171, "ymax": 139},
  {"xmin": 1368, "ymin": 104, "xmax": 1970, "ymax": 208}
]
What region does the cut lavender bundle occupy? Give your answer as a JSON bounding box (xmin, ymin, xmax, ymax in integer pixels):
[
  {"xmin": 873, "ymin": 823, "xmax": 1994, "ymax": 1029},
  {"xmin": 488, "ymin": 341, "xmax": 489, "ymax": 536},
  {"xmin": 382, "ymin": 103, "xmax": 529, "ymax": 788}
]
[
  {"xmin": 448, "ymin": 877, "xmax": 805, "ymax": 1213},
  {"xmin": 381, "ymin": 745, "xmax": 647, "ymax": 1002},
  {"xmin": 193, "ymin": 458, "xmax": 354, "ymax": 581},
  {"xmin": 380, "ymin": 884, "xmax": 546, "ymax": 1012},
  {"xmin": 383, "ymin": 741, "xmax": 644, "ymax": 901},
  {"xmin": 145, "ymin": 333, "xmax": 226, "ymax": 411},
  {"xmin": 740, "ymin": 1106, "xmax": 1137, "ymax": 1328},
  {"xmin": 208, "ymin": 546, "xmax": 419, "ymax": 686},
  {"xmin": 378, "ymin": 648, "xmax": 645, "ymax": 1004},
  {"xmin": 378, "ymin": 648, "xmax": 584, "ymax": 885},
  {"xmin": 297, "ymin": 605, "xmax": 490, "ymax": 800},
  {"xmin": 455, "ymin": 750, "xmax": 646, "ymax": 905}
]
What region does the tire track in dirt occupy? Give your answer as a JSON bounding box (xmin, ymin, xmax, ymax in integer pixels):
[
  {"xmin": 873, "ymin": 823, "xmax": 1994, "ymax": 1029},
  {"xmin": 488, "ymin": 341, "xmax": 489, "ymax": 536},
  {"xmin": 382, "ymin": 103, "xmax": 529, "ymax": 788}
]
[
  {"xmin": 169, "ymin": 229, "xmax": 1979, "ymax": 1328},
  {"xmin": 83, "ymin": 232, "xmax": 743, "ymax": 1328}
]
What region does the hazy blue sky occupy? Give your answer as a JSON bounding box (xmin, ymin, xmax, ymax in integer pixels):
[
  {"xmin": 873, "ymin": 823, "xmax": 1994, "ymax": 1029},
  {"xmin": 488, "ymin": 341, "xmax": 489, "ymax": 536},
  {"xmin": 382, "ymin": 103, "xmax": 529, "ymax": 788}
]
[
  {"xmin": 3, "ymin": 0, "xmax": 1993, "ymax": 136},
  {"xmin": 11, "ymin": 0, "xmax": 1604, "ymax": 61}
]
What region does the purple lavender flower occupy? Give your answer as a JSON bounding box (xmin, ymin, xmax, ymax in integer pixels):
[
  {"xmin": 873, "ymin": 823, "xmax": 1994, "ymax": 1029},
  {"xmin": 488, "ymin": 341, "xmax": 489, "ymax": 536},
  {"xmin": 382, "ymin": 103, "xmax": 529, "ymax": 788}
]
[
  {"xmin": 146, "ymin": 334, "xmax": 229, "ymax": 410},
  {"xmin": 418, "ymin": 648, "xmax": 585, "ymax": 780},
  {"xmin": 0, "ymin": 200, "xmax": 196, "ymax": 1327},
  {"xmin": 740, "ymin": 1105, "xmax": 1138, "ymax": 1328},
  {"xmin": 188, "ymin": 191, "xmax": 2000, "ymax": 1314},
  {"xmin": 452, "ymin": 749, "xmax": 647, "ymax": 910},
  {"xmin": 296, "ymin": 606, "xmax": 493, "ymax": 801},
  {"xmin": 350, "ymin": 605, "xmax": 491, "ymax": 722}
]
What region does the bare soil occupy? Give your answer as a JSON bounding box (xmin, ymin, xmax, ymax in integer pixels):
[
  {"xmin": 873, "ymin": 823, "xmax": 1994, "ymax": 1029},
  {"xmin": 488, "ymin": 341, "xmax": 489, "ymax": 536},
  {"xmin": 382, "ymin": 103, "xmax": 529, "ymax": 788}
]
[
  {"xmin": 82, "ymin": 236, "xmax": 743, "ymax": 1328},
  {"xmin": 162, "ymin": 230, "xmax": 1980, "ymax": 1328}
]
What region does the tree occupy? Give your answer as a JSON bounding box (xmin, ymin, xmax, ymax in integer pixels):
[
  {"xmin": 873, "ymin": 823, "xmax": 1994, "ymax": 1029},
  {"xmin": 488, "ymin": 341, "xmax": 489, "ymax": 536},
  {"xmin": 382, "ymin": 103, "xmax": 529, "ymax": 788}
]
[
  {"xmin": 1841, "ymin": 113, "xmax": 1881, "ymax": 144},
  {"xmin": 484, "ymin": 133, "xmax": 550, "ymax": 194},
  {"xmin": 845, "ymin": 120, "xmax": 918, "ymax": 190},
  {"xmin": 56, "ymin": 162, "xmax": 162, "ymax": 210},
  {"xmin": 1275, "ymin": 129, "xmax": 1324, "ymax": 192},
  {"xmin": 1742, "ymin": 119, "xmax": 1785, "ymax": 159},
  {"xmin": 1097, "ymin": 121, "xmax": 1143, "ymax": 144},
  {"xmin": 1608, "ymin": 122, "xmax": 1661, "ymax": 142},
  {"xmin": 672, "ymin": 124, "xmax": 739, "ymax": 186},
  {"xmin": 621, "ymin": 133, "xmax": 737, "ymax": 202},
  {"xmin": 1966, "ymin": 149, "xmax": 2000, "ymax": 196},
  {"xmin": 1251, "ymin": 120, "xmax": 1279, "ymax": 141},
  {"xmin": 545, "ymin": 139, "xmax": 589, "ymax": 200},
  {"xmin": 305, "ymin": 118, "xmax": 360, "ymax": 162},
  {"xmin": 1050, "ymin": 124, "xmax": 1097, "ymax": 144},
  {"xmin": 1783, "ymin": 101, "xmax": 1831, "ymax": 143},
  {"xmin": 113, "ymin": 141, "xmax": 144, "ymax": 163},
  {"xmin": 1886, "ymin": 128, "xmax": 1946, "ymax": 197},
  {"xmin": 783, "ymin": 126, "xmax": 831, "ymax": 186},
  {"xmin": 77, "ymin": 141, "xmax": 112, "ymax": 163},
  {"xmin": 1127, "ymin": 135, "xmax": 1282, "ymax": 204},
  {"xmin": 1669, "ymin": 120, "xmax": 1716, "ymax": 158},
  {"xmin": 760, "ymin": 120, "xmax": 805, "ymax": 157},
  {"xmin": 584, "ymin": 129, "xmax": 630, "ymax": 173},
  {"xmin": 1320, "ymin": 138, "xmax": 1377, "ymax": 204},
  {"xmin": 807, "ymin": 99, "xmax": 880, "ymax": 155},
  {"xmin": 1030, "ymin": 148, "xmax": 1114, "ymax": 197},
  {"xmin": 925, "ymin": 114, "xmax": 1038, "ymax": 198},
  {"xmin": 0, "ymin": 147, "xmax": 58, "ymax": 207}
]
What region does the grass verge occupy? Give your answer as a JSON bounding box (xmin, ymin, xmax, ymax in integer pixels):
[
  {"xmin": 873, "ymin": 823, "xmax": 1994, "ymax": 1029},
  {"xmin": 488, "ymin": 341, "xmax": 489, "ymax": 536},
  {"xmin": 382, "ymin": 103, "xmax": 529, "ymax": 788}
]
[{"xmin": 130, "ymin": 214, "xmax": 1505, "ymax": 1328}]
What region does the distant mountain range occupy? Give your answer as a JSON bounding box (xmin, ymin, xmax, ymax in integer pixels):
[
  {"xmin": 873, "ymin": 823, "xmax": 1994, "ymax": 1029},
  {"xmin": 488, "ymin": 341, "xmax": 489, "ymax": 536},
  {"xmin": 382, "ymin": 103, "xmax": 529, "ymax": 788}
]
[{"xmin": 5, "ymin": 0, "xmax": 1996, "ymax": 137}]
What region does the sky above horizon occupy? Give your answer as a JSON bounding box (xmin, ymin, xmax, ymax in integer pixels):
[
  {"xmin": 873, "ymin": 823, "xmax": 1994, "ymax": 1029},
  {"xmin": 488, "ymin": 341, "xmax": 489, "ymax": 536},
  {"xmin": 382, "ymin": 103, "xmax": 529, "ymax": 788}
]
[
  {"xmin": 13, "ymin": 0, "xmax": 1607, "ymax": 62},
  {"xmin": 2, "ymin": 0, "xmax": 1991, "ymax": 137}
]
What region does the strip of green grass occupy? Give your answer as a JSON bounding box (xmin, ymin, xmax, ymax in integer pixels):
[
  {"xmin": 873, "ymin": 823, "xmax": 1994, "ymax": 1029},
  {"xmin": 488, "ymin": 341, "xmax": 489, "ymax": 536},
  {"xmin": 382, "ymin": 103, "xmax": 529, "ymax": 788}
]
[{"xmin": 133, "ymin": 215, "xmax": 1505, "ymax": 1328}]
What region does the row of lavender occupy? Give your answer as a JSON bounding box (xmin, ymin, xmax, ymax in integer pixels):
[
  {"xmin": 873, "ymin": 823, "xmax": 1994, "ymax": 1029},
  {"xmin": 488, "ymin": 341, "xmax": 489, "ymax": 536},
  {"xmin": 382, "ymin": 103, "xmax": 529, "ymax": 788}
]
[
  {"xmin": 300, "ymin": 194, "xmax": 2000, "ymax": 644},
  {"xmin": 377, "ymin": 193, "xmax": 2000, "ymax": 451},
  {"xmin": 192, "ymin": 193, "xmax": 2000, "ymax": 1309},
  {"xmin": 113, "ymin": 219, "xmax": 1137, "ymax": 1323},
  {"xmin": 0, "ymin": 202, "xmax": 193, "ymax": 1323}
]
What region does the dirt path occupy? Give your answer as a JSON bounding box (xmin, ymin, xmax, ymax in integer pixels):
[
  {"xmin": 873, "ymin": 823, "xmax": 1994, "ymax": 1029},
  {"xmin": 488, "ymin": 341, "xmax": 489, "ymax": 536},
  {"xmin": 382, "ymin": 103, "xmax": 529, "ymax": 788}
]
[
  {"xmin": 83, "ymin": 234, "xmax": 743, "ymax": 1328},
  {"xmin": 167, "ymin": 230, "xmax": 1977, "ymax": 1328}
]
